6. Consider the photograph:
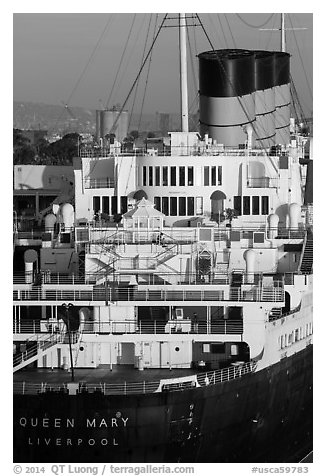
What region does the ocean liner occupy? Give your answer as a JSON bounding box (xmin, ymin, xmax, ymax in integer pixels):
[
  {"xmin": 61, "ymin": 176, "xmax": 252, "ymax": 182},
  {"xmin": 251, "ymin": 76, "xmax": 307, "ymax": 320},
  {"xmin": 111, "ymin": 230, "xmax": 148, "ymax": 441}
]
[{"xmin": 13, "ymin": 14, "xmax": 313, "ymax": 463}]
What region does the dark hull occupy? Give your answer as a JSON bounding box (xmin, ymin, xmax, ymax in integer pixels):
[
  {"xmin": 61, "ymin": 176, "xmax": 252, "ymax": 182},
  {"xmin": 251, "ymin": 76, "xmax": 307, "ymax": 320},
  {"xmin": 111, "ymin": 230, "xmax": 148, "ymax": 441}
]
[{"xmin": 14, "ymin": 345, "xmax": 312, "ymax": 463}]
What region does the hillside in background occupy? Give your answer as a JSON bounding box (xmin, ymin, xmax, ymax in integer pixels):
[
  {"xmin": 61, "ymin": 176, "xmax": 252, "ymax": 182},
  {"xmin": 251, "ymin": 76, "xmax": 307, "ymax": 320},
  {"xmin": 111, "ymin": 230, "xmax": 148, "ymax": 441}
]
[{"xmin": 13, "ymin": 101, "xmax": 196, "ymax": 137}]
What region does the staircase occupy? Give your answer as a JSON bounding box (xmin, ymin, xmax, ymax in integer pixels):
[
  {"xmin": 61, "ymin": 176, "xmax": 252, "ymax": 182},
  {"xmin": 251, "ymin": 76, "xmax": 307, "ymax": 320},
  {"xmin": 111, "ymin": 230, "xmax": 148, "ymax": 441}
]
[
  {"xmin": 269, "ymin": 307, "xmax": 282, "ymax": 321},
  {"xmin": 13, "ymin": 333, "xmax": 61, "ymax": 373},
  {"xmin": 300, "ymin": 231, "xmax": 313, "ymax": 274}
]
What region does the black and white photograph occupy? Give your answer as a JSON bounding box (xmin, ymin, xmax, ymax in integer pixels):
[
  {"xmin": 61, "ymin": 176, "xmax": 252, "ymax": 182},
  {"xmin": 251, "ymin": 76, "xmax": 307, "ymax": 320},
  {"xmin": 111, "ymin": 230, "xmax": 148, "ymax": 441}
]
[{"xmin": 11, "ymin": 5, "xmax": 314, "ymax": 469}]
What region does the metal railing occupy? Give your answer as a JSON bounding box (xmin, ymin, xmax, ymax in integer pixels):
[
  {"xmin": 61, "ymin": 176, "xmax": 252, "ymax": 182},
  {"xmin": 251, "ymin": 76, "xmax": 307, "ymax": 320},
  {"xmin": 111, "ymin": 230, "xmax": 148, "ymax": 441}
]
[
  {"xmin": 13, "ymin": 319, "xmax": 243, "ymax": 336},
  {"xmin": 13, "ymin": 270, "xmax": 285, "ymax": 286},
  {"xmin": 13, "ymin": 361, "xmax": 256, "ymax": 395},
  {"xmin": 83, "ymin": 177, "xmax": 115, "ymax": 189},
  {"xmin": 247, "ymin": 177, "xmax": 279, "ymax": 188},
  {"xmin": 13, "ymin": 333, "xmax": 61, "ymax": 371},
  {"xmin": 78, "ymin": 142, "xmax": 283, "ymax": 158},
  {"xmin": 13, "ymin": 285, "xmax": 284, "ymax": 303}
]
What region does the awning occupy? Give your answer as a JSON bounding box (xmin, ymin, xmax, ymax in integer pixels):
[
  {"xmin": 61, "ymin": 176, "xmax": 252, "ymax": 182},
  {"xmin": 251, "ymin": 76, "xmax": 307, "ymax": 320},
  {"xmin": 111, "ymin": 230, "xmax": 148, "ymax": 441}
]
[
  {"xmin": 210, "ymin": 190, "xmax": 226, "ymax": 200},
  {"xmin": 133, "ymin": 190, "xmax": 148, "ymax": 200}
]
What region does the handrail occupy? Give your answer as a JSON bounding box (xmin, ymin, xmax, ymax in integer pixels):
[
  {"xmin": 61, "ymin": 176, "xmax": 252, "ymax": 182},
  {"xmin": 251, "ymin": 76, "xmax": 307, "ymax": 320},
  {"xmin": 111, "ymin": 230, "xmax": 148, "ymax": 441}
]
[
  {"xmin": 13, "ymin": 319, "xmax": 244, "ymax": 336},
  {"xmin": 13, "ymin": 285, "xmax": 284, "ymax": 303},
  {"xmin": 83, "ymin": 177, "xmax": 115, "ymax": 189},
  {"xmin": 13, "ymin": 333, "xmax": 61, "ymax": 371},
  {"xmin": 13, "ymin": 361, "xmax": 256, "ymax": 395},
  {"xmin": 298, "ymin": 231, "xmax": 308, "ymax": 272},
  {"xmin": 13, "ymin": 270, "xmax": 285, "ymax": 286}
]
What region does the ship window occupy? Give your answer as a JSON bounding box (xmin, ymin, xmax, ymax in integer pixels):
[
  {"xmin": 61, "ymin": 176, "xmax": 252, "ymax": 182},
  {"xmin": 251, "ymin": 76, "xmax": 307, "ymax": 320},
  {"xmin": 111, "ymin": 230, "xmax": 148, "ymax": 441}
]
[
  {"xmin": 143, "ymin": 166, "xmax": 147, "ymax": 186},
  {"xmin": 252, "ymin": 196, "xmax": 260, "ymax": 215},
  {"xmin": 280, "ymin": 335, "xmax": 284, "ymax": 349},
  {"xmin": 102, "ymin": 196, "xmax": 110, "ymax": 214},
  {"xmin": 261, "ymin": 196, "xmax": 269, "ymax": 215},
  {"xmin": 234, "ymin": 196, "xmax": 242, "ymax": 215},
  {"xmin": 218, "ymin": 166, "xmax": 222, "ymax": 185},
  {"xmin": 148, "ymin": 166, "xmax": 153, "ymax": 186},
  {"xmin": 93, "ymin": 196, "xmax": 100, "ymax": 213},
  {"xmin": 170, "ymin": 167, "xmax": 176, "ymax": 186},
  {"xmin": 243, "ymin": 196, "xmax": 250, "ymax": 215},
  {"xmin": 195, "ymin": 197, "xmax": 203, "ymax": 215},
  {"xmin": 187, "ymin": 197, "xmax": 194, "ymax": 216},
  {"xmin": 204, "ymin": 166, "xmax": 209, "ymax": 186},
  {"xmin": 211, "ymin": 166, "xmax": 216, "ymax": 186},
  {"xmin": 162, "ymin": 197, "xmax": 169, "ymax": 215},
  {"xmin": 179, "ymin": 167, "xmax": 185, "ymax": 186},
  {"xmin": 170, "ymin": 197, "xmax": 177, "ymax": 216},
  {"xmin": 188, "ymin": 167, "xmax": 194, "ymax": 186},
  {"xmin": 230, "ymin": 344, "xmax": 239, "ymax": 356},
  {"xmin": 155, "ymin": 166, "xmax": 160, "ymax": 186},
  {"xmin": 111, "ymin": 196, "xmax": 118, "ymax": 215},
  {"xmin": 179, "ymin": 197, "xmax": 186, "ymax": 216},
  {"xmin": 202, "ymin": 343, "xmax": 210, "ymax": 353},
  {"xmin": 120, "ymin": 196, "xmax": 128, "ymax": 214},
  {"xmin": 163, "ymin": 167, "xmax": 168, "ymax": 186},
  {"xmin": 154, "ymin": 197, "xmax": 161, "ymax": 211},
  {"xmin": 211, "ymin": 343, "xmax": 225, "ymax": 354}
]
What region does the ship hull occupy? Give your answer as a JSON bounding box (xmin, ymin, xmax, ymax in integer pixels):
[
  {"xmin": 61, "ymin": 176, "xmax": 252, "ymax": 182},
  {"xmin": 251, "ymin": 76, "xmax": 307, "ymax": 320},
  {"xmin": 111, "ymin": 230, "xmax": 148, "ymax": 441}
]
[{"xmin": 14, "ymin": 345, "xmax": 312, "ymax": 463}]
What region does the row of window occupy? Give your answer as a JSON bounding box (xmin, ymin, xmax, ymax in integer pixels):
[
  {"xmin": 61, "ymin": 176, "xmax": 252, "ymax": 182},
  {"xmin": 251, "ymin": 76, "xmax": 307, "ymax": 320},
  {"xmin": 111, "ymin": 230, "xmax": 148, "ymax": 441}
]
[
  {"xmin": 141, "ymin": 165, "xmax": 222, "ymax": 187},
  {"xmin": 202, "ymin": 343, "xmax": 239, "ymax": 355},
  {"xmin": 93, "ymin": 195, "xmax": 128, "ymax": 216},
  {"xmin": 154, "ymin": 196, "xmax": 203, "ymax": 216},
  {"xmin": 234, "ymin": 195, "xmax": 269, "ymax": 215},
  {"xmin": 92, "ymin": 194, "xmax": 270, "ymax": 218},
  {"xmin": 279, "ymin": 322, "xmax": 313, "ymax": 350}
]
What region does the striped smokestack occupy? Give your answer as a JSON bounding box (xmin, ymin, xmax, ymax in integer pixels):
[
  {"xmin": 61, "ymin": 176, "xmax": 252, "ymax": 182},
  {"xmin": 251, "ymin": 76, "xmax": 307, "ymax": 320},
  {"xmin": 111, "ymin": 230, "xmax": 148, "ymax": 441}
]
[
  {"xmin": 198, "ymin": 49, "xmax": 256, "ymax": 147},
  {"xmin": 254, "ymin": 51, "xmax": 276, "ymax": 148},
  {"xmin": 274, "ymin": 51, "xmax": 291, "ymax": 145}
]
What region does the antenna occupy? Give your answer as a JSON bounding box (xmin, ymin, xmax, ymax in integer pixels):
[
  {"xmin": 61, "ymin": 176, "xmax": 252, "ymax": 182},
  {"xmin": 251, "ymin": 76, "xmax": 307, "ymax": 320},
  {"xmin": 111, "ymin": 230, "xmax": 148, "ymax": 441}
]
[{"xmin": 260, "ymin": 13, "xmax": 307, "ymax": 52}]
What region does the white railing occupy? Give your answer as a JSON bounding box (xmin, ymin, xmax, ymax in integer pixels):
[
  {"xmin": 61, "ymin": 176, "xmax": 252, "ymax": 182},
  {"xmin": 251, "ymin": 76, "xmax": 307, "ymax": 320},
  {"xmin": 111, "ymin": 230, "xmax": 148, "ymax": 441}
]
[
  {"xmin": 13, "ymin": 319, "xmax": 244, "ymax": 336},
  {"xmin": 83, "ymin": 177, "xmax": 115, "ymax": 189},
  {"xmin": 13, "ymin": 285, "xmax": 284, "ymax": 303},
  {"xmin": 13, "ymin": 361, "xmax": 256, "ymax": 395},
  {"xmin": 247, "ymin": 177, "xmax": 279, "ymax": 188},
  {"xmin": 13, "ymin": 333, "xmax": 62, "ymax": 371}
]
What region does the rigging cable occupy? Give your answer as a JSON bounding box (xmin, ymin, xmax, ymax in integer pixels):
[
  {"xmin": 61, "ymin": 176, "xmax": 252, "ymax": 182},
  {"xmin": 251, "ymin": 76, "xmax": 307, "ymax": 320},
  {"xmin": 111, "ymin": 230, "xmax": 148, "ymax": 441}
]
[
  {"xmin": 287, "ymin": 14, "xmax": 313, "ymax": 104},
  {"xmin": 224, "ymin": 14, "xmax": 237, "ymax": 49},
  {"xmin": 196, "ymin": 14, "xmax": 273, "ymax": 159},
  {"xmin": 53, "ymin": 15, "xmax": 114, "ymax": 132},
  {"xmin": 127, "ymin": 14, "xmax": 151, "ymax": 132},
  {"xmin": 216, "ymin": 15, "xmax": 229, "ymax": 49},
  {"xmin": 105, "ymin": 14, "xmax": 137, "ymax": 109},
  {"xmin": 186, "ymin": 21, "xmax": 199, "ymax": 120},
  {"xmin": 108, "ymin": 14, "xmax": 169, "ymax": 137},
  {"xmin": 290, "ymin": 74, "xmax": 307, "ymax": 126},
  {"xmin": 137, "ymin": 14, "xmax": 156, "ymax": 132},
  {"xmin": 235, "ymin": 13, "xmax": 275, "ymax": 29}
]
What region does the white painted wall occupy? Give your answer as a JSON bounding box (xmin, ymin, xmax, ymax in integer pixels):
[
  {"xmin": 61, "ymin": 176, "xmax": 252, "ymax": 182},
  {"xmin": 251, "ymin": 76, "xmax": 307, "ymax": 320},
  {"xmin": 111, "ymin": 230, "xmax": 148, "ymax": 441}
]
[{"xmin": 14, "ymin": 165, "xmax": 74, "ymax": 190}]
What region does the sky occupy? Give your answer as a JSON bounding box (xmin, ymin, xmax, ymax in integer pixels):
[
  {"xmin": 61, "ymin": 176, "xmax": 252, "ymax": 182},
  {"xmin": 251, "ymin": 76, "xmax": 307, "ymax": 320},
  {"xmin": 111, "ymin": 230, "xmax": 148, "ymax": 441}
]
[{"xmin": 13, "ymin": 12, "xmax": 313, "ymax": 117}]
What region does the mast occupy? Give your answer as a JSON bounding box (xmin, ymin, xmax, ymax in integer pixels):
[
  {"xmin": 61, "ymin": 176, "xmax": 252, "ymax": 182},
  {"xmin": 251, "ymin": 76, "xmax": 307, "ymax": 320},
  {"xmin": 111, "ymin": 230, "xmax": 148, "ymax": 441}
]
[
  {"xmin": 179, "ymin": 13, "xmax": 189, "ymax": 132},
  {"xmin": 281, "ymin": 13, "xmax": 286, "ymax": 52}
]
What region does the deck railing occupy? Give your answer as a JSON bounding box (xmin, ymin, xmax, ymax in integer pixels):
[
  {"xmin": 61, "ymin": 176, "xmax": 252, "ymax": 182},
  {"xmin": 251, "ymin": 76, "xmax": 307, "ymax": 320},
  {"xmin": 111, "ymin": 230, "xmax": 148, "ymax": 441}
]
[
  {"xmin": 83, "ymin": 177, "xmax": 115, "ymax": 189},
  {"xmin": 13, "ymin": 285, "xmax": 284, "ymax": 303},
  {"xmin": 13, "ymin": 270, "xmax": 284, "ymax": 287},
  {"xmin": 13, "ymin": 319, "xmax": 244, "ymax": 336},
  {"xmin": 13, "ymin": 361, "xmax": 256, "ymax": 395}
]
